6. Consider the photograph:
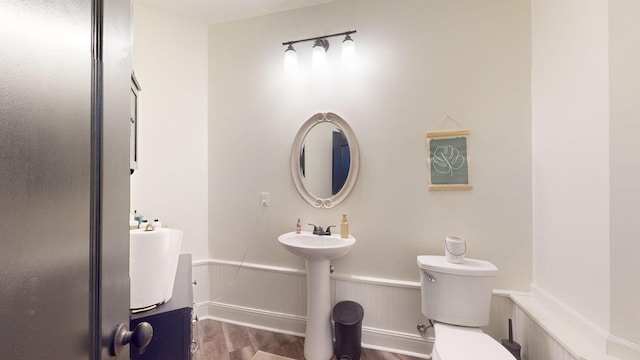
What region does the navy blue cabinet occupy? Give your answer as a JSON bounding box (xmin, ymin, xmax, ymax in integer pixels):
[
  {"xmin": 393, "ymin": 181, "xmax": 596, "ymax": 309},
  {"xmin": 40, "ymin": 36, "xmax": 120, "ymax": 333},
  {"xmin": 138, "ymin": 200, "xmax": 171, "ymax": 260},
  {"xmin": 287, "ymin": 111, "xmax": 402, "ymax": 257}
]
[{"xmin": 131, "ymin": 254, "xmax": 193, "ymax": 360}]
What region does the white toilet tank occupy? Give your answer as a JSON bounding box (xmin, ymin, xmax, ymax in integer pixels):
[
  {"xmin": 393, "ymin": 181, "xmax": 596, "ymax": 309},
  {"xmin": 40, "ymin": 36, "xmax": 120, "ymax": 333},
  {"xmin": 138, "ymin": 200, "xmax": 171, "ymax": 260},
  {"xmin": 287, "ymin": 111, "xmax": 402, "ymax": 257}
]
[{"xmin": 417, "ymin": 255, "xmax": 498, "ymax": 327}]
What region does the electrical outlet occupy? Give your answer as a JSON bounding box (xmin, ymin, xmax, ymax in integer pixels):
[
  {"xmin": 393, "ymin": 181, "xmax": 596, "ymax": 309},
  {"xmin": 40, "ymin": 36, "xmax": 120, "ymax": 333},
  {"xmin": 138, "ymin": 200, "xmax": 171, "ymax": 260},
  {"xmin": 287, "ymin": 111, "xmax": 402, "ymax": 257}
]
[{"xmin": 260, "ymin": 192, "xmax": 269, "ymax": 207}]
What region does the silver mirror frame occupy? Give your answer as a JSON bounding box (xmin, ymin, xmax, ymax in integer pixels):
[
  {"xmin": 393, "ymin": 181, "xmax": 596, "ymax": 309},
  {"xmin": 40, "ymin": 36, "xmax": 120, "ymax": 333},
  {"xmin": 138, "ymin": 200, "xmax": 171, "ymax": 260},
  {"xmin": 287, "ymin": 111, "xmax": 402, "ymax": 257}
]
[{"xmin": 290, "ymin": 112, "xmax": 360, "ymax": 208}]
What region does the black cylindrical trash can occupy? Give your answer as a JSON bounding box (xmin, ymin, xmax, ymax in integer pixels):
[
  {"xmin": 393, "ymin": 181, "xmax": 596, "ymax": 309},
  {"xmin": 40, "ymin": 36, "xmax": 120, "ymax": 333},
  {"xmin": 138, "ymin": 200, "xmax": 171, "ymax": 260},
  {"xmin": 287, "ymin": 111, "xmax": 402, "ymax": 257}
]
[{"xmin": 332, "ymin": 301, "xmax": 364, "ymax": 360}]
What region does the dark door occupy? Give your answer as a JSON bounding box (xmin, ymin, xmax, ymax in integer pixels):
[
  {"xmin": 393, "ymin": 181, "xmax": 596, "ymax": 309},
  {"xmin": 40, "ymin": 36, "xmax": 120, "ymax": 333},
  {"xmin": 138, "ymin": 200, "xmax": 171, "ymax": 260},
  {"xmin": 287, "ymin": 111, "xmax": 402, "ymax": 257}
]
[
  {"xmin": 101, "ymin": 0, "xmax": 134, "ymax": 358},
  {"xmin": 332, "ymin": 131, "xmax": 350, "ymax": 195},
  {"xmin": 0, "ymin": 1, "xmax": 132, "ymax": 359}
]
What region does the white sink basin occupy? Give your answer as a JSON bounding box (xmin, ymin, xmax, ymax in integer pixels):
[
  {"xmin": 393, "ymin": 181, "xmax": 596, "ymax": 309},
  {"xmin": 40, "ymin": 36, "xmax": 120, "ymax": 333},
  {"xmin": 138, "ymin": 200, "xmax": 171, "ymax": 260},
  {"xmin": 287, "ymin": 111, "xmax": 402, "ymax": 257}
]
[
  {"xmin": 130, "ymin": 228, "xmax": 183, "ymax": 310},
  {"xmin": 278, "ymin": 231, "xmax": 356, "ymax": 260}
]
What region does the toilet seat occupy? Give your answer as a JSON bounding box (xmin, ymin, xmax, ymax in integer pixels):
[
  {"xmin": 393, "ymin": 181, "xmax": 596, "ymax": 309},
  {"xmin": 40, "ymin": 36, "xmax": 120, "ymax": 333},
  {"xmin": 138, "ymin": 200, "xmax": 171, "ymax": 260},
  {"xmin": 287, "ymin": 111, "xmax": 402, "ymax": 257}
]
[{"xmin": 432, "ymin": 323, "xmax": 516, "ymax": 360}]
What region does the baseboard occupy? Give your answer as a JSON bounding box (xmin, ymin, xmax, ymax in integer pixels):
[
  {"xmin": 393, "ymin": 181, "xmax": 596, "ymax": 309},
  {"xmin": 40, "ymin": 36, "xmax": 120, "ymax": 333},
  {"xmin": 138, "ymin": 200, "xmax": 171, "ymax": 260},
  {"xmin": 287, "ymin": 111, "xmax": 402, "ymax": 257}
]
[
  {"xmin": 360, "ymin": 325, "xmax": 431, "ymax": 359},
  {"xmin": 200, "ymin": 301, "xmax": 307, "ymax": 336},
  {"xmin": 196, "ymin": 300, "xmax": 430, "ymax": 358}
]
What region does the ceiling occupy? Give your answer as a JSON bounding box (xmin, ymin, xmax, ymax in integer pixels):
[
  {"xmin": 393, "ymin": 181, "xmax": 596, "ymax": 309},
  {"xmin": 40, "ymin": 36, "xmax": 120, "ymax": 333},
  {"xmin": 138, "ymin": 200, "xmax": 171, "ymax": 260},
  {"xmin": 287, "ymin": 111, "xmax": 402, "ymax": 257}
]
[{"xmin": 137, "ymin": 0, "xmax": 336, "ymax": 25}]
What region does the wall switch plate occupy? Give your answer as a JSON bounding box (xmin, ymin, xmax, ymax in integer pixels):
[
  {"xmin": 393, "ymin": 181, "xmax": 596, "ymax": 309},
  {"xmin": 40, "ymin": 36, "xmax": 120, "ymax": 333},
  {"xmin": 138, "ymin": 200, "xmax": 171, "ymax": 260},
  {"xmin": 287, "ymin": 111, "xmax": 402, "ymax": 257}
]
[{"xmin": 260, "ymin": 192, "xmax": 269, "ymax": 207}]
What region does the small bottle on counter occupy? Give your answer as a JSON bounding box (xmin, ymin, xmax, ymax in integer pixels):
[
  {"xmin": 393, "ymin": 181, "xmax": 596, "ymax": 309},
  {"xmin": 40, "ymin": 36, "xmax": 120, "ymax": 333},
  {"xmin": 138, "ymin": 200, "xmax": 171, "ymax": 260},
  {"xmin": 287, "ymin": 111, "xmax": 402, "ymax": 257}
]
[
  {"xmin": 296, "ymin": 218, "xmax": 302, "ymax": 234},
  {"xmin": 340, "ymin": 213, "xmax": 349, "ymax": 238},
  {"xmin": 153, "ymin": 219, "xmax": 163, "ymax": 228}
]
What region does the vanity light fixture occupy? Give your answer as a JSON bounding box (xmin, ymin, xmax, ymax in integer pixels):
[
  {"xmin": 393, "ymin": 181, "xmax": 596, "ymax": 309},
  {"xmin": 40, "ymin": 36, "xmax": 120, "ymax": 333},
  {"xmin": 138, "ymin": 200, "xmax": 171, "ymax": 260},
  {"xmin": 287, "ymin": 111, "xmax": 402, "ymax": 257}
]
[
  {"xmin": 282, "ymin": 30, "xmax": 356, "ymax": 73},
  {"xmin": 284, "ymin": 44, "xmax": 298, "ymax": 73},
  {"xmin": 312, "ymin": 38, "xmax": 329, "ymax": 70},
  {"xmin": 341, "ymin": 34, "xmax": 356, "ymax": 65}
]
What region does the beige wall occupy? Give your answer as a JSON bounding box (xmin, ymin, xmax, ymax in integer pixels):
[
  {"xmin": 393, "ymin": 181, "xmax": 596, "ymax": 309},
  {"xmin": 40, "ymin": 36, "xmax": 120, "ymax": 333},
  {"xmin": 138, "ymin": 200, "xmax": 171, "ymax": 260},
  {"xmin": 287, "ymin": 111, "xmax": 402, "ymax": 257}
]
[
  {"xmin": 531, "ymin": 0, "xmax": 611, "ymax": 332},
  {"xmin": 208, "ymin": 0, "xmax": 532, "ymax": 290},
  {"xmin": 131, "ymin": 2, "xmax": 209, "ymax": 261},
  {"xmin": 609, "ymin": 0, "xmax": 640, "ymax": 354},
  {"xmin": 532, "ymin": 0, "xmax": 640, "ymax": 355}
]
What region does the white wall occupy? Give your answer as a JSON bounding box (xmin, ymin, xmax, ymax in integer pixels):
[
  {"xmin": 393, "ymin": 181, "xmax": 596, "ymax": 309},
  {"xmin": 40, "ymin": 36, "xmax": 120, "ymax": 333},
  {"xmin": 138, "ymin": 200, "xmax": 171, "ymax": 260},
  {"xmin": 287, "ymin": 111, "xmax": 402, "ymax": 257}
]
[
  {"xmin": 131, "ymin": 1, "xmax": 209, "ymax": 262},
  {"xmin": 532, "ymin": 0, "xmax": 640, "ymax": 356},
  {"xmin": 531, "ymin": 0, "xmax": 610, "ymax": 333},
  {"xmin": 609, "ymin": 0, "xmax": 640, "ymax": 356},
  {"xmin": 208, "ymin": 0, "xmax": 532, "ymax": 290}
]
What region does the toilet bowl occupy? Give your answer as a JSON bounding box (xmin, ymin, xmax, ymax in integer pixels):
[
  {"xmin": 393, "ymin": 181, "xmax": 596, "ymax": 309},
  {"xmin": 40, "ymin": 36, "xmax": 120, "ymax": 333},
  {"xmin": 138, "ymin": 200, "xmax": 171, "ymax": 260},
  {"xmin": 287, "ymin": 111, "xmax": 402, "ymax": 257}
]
[
  {"xmin": 431, "ymin": 323, "xmax": 515, "ymax": 360},
  {"xmin": 417, "ymin": 255, "xmax": 516, "ymax": 360}
]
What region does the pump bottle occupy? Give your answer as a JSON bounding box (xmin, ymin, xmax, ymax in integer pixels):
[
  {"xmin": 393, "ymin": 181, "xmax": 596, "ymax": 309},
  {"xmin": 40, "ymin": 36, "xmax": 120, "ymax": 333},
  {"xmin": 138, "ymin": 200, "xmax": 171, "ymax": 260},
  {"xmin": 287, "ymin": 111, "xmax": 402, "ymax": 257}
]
[{"xmin": 340, "ymin": 214, "xmax": 349, "ymax": 238}]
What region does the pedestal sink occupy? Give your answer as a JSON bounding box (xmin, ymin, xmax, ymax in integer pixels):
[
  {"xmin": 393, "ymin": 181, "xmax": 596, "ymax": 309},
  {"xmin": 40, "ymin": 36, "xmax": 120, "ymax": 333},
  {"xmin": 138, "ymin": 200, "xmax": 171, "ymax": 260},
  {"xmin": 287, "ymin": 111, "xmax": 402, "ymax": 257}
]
[{"xmin": 278, "ymin": 231, "xmax": 356, "ymax": 360}]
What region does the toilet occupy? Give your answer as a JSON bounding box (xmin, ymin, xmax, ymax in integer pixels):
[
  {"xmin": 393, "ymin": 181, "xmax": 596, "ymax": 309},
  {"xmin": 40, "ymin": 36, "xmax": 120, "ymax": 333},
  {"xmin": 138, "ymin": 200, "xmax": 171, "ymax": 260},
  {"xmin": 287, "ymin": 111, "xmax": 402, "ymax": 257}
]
[{"xmin": 417, "ymin": 255, "xmax": 516, "ymax": 360}]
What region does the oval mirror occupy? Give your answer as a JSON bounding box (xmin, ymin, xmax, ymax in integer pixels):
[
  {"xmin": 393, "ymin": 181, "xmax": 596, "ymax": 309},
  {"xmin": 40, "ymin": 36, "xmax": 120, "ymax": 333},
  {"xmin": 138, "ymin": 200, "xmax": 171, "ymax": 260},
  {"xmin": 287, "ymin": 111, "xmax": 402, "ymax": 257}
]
[{"xmin": 290, "ymin": 112, "xmax": 360, "ymax": 208}]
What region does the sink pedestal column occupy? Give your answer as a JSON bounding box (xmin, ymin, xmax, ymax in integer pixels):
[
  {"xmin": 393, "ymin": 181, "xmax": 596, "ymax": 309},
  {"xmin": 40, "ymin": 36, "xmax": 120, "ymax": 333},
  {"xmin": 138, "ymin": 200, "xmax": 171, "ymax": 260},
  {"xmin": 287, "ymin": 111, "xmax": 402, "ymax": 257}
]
[{"xmin": 304, "ymin": 258, "xmax": 333, "ymax": 360}]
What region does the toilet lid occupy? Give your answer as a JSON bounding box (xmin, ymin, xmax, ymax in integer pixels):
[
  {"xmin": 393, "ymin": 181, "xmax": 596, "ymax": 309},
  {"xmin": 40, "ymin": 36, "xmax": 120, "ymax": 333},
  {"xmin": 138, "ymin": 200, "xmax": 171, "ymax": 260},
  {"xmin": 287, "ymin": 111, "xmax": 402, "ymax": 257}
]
[{"xmin": 433, "ymin": 323, "xmax": 516, "ymax": 360}]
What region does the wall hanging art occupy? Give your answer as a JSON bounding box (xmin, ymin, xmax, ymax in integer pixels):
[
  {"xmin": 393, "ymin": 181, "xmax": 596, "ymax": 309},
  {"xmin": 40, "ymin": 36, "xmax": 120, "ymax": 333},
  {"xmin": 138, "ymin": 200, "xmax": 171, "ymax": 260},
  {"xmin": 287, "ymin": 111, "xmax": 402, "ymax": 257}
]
[{"xmin": 425, "ymin": 116, "xmax": 472, "ymax": 190}]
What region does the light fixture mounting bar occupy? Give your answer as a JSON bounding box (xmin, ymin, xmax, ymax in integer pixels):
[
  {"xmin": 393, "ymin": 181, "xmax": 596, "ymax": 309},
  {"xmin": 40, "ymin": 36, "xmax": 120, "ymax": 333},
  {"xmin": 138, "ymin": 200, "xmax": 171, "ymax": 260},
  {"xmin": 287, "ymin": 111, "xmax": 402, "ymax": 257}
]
[{"xmin": 282, "ymin": 30, "xmax": 357, "ymax": 46}]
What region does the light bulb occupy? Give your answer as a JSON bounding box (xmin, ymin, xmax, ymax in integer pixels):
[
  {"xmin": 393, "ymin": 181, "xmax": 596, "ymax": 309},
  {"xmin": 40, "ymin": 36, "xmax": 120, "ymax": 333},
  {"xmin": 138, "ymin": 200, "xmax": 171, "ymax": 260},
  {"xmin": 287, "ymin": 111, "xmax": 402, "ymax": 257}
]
[
  {"xmin": 342, "ymin": 34, "xmax": 356, "ymax": 66},
  {"xmin": 284, "ymin": 44, "xmax": 297, "ymax": 73},
  {"xmin": 312, "ymin": 39, "xmax": 328, "ymax": 71}
]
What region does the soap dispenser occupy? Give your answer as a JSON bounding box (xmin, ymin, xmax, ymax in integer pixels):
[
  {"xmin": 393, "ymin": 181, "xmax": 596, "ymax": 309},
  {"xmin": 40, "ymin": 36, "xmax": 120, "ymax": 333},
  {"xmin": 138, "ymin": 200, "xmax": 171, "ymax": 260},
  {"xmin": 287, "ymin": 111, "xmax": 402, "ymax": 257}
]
[{"xmin": 340, "ymin": 213, "xmax": 349, "ymax": 238}]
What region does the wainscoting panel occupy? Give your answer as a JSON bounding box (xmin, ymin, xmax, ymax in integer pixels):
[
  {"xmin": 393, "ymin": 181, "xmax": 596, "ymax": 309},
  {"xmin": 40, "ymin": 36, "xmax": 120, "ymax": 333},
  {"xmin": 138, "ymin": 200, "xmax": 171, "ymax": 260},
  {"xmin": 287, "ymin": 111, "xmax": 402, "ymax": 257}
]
[
  {"xmin": 194, "ymin": 259, "xmax": 613, "ymax": 359},
  {"xmin": 199, "ymin": 260, "xmax": 430, "ymax": 357},
  {"xmin": 208, "ymin": 260, "xmax": 307, "ymax": 317},
  {"xmin": 483, "ymin": 292, "xmax": 515, "ymax": 341},
  {"xmin": 192, "ymin": 260, "xmax": 210, "ymax": 305},
  {"xmin": 332, "ymin": 276, "xmax": 424, "ymax": 335},
  {"xmin": 513, "ymin": 304, "xmax": 578, "ymax": 360}
]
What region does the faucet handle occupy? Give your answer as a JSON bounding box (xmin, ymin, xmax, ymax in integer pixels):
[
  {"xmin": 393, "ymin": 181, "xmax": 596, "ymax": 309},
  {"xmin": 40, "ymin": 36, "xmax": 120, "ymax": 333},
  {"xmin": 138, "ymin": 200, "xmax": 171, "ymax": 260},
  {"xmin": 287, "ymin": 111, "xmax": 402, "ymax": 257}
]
[
  {"xmin": 308, "ymin": 223, "xmax": 319, "ymax": 234},
  {"xmin": 325, "ymin": 226, "xmax": 335, "ymax": 235}
]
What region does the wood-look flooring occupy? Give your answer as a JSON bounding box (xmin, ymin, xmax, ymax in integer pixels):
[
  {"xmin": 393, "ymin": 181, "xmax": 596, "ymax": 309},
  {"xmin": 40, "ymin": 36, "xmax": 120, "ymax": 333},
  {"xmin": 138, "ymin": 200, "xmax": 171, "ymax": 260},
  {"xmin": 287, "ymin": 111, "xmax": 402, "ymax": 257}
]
[{"xmin": 193, "ymin": 319, "xmax": 423, "ymax": 360}]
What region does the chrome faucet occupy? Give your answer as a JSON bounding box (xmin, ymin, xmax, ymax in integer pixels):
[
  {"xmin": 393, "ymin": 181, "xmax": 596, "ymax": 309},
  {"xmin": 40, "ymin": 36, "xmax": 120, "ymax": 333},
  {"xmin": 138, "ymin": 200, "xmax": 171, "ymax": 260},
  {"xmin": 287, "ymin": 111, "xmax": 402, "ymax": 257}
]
[{"xmin": 308, "ymin": 224, "xmax": 335, "ymax": 236}]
